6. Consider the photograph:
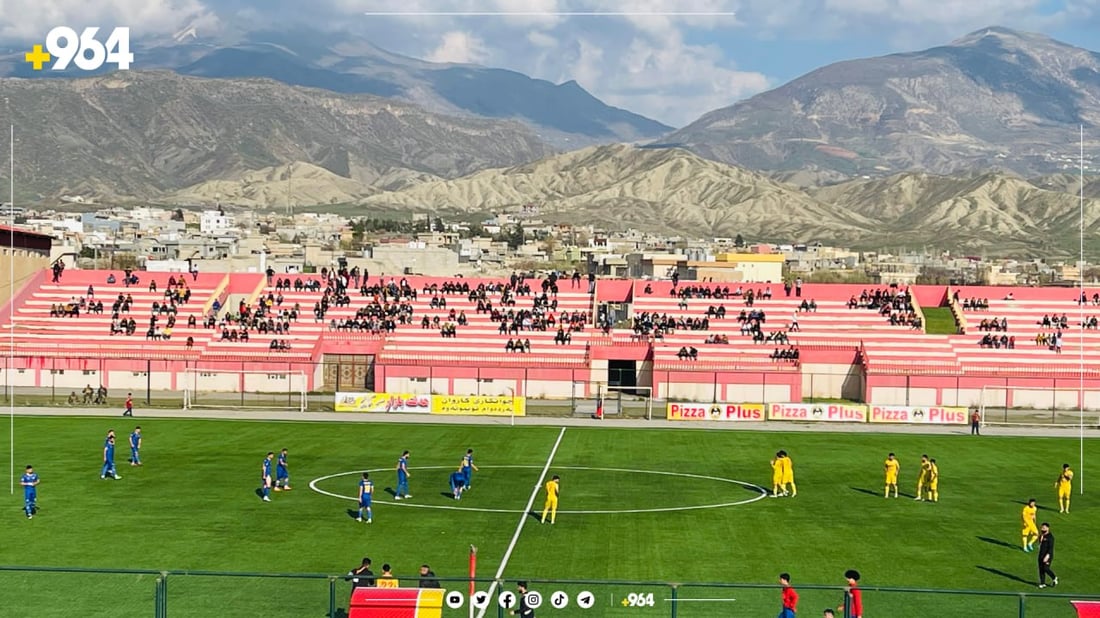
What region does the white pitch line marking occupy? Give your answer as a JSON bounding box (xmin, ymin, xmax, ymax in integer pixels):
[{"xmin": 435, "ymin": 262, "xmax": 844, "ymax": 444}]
[
  {"xmin": 477, "ymin": 427, "xmax": 566, "ymax": 618},
  {"xmin": 308, "ymin": 465, "xmax": 769, "ymax": 514}
]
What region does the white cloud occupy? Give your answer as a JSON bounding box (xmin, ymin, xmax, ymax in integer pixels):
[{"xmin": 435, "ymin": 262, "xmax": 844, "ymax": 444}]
[
  {"xmin": 425, "ymin": 31, "xmax": 488, "ymax": 64},
  {"xmin": 526, "ymin": 30, "xmax": 557, "ymax": 48},
  {"xmin": 0, "ymin": 0, "xmax": 216, "ymax": 40}
]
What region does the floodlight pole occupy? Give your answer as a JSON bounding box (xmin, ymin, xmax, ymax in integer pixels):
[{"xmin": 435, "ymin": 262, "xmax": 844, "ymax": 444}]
[
  {"xmin": 8, "ymin": 123, "xmax": 13, "ymax": 496},
  {"xmin": 1080, "ymin": 125, "xmax": 1086, "ymax": 495}
]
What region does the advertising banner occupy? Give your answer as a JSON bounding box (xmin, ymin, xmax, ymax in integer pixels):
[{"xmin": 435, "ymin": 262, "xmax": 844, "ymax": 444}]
[
  {"xmin": 868, "ymin": 405, "xmax": 968, "ymax": 425},
  {"xmin": 666, "ymin": 402, "xmax": 766, "ymax": 421},
  {"xmin": 767, "ymin": 402, "xmax": 869, "ymax": 423},
  {"xmin": 430, "ymin": 395, "xmax": 526, "ymax": 417},
  {"xmin": 334, "ymin": 392, "xmax": 432, "ymax": 413}
]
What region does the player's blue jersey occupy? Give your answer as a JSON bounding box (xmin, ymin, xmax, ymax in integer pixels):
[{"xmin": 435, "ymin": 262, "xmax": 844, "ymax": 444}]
[
  {"xmin": 359, "ymin": 479, "xmax": 373, "ymax": 503},
  {"xmin": 277, "ymin": 453, "xmax": 287, "ymax": 470},
  {"xmin": 450, "ymin": 471, "xmax": 465, "ymax": 487},
  {"xmin": 397, "ymin": 456, "xmax": 409, "ymax": 479},
  {"xmin": 462, "ymin": 454, "xmax": 473, "ymax": 472},
  {"xmin": 105, "ymin": 443, "xmax": 115, "ymax": 462},
  {"xmin": 130, "ymin": 432, "xmax": 140, "ymax": 449},
  {"xmin": 21, "ymin": 473, "xmax": 38, "ymax": 496},
  {"xmin": 262, "ymin": 458, "xmax": 272, "ymax": 478}
]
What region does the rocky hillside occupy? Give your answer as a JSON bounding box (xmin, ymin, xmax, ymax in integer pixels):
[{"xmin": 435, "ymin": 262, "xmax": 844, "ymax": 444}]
[
  {"xmin": 662, "ymin": 27, "xmax": 1100, "ymax": 179},
  {"xmin": 0, "ymin": 71, "xmax": 554, "ymax": 200}
]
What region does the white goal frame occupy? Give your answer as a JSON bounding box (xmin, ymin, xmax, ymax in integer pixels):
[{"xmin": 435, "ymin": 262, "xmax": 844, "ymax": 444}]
[
  {"xmin": 182, "ymin": 368, "xmax": 308, "ymax": 412},
  {"xmin": 570, "ymin": 381, "xmax": 654, "ymax": 420},
  {"xmin": 978, "ymin": 385, "xmax": 1099, "ymax": 428}
]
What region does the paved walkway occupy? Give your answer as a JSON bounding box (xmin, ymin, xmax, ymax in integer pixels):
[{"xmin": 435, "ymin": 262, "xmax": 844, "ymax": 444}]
[{"xmin": 9, "ymin": 406, "xmax": 1099, "ymax": 438}]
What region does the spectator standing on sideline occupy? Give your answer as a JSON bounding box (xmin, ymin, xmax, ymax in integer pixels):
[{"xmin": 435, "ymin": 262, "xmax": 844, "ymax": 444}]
[
  {"xmin": 347, "ymin": 557, "xmax": 375, "ymax": 588},
  {"xmin": 1037, "ymin": 523, "xmax": 1058, "ymax": 588},
  {"xmin": 970, "ymin": 408, "xmax": 981, "ymax": 435},
  {"xmin": 778, "ymin": 572, "xmax": 798, "ymax": 618},
  {"xmin": 512, "ymin": 581, "xmax": 535, "ymax": 618},
  {"xmin": 838, "ymin": 570, "xmax": 862, "ymax": 618},
  {"xmin": 123, "ymin": 393, "xmax": 134, "ymax": 417},
  {"xmin": 418, "ymin": 564, "xmax": 440, "ymax": 588}
]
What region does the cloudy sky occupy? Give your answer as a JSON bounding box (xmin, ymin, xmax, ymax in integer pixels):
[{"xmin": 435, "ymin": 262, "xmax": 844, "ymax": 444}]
[{"xmin": 2, "ymin": 0, "xmax": 1099, "ymax": 127}]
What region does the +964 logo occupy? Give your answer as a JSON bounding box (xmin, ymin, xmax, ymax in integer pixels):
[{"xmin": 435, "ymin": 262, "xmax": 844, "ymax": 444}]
[{"xmin": 24, "ymin": 27, "xmax": 134, "ymax": 72}]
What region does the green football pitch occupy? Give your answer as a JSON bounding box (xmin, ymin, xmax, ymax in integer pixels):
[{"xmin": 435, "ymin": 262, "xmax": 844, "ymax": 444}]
[{"xmin": 1, "ymin": 416, "xmax": 1098, "ymax": 618}]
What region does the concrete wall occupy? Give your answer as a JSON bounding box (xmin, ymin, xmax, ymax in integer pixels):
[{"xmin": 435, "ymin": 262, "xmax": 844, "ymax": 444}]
[{"xmin": 0, "ymin": 250, "xmax": 51, "ymax": 305}]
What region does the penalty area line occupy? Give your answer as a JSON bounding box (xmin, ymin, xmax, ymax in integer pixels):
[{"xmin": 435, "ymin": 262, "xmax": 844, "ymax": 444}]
[{"xmin": 476, "ymin": 426, "xmax": 566, "ymax": 618}]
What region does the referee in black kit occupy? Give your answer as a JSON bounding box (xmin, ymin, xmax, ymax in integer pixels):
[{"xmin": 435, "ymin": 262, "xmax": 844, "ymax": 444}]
[{"xmin": 1037, "ymin": 523, "xmax": 1058, "ymax": 588}]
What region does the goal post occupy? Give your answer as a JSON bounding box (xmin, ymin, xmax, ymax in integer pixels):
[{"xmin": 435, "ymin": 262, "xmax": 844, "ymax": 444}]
[
  {"xmin": 978, "ymin": 384, "xmax": 1100, "ymax": 428},
  {"xmin": 182, "ymin": 368, "xmax": 308, "ymax": 412},
  {"xmin": 570, "ymin": 381, "xmax": 653, "ymax": 420}
]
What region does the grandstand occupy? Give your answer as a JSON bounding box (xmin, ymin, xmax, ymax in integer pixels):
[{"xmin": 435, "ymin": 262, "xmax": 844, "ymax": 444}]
[{"xmin": 3, "ymin": 268, "xmax": 1100, "ymax": 409}]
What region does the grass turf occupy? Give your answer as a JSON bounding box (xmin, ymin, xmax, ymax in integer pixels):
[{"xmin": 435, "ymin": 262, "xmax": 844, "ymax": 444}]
[
  {"xmin": 921, "ymin": 306, "xmax": 959, "ymax": 335},
  {"xmin": 0, "ymin": 417, "xmax": 1097, "ymax": 617}
]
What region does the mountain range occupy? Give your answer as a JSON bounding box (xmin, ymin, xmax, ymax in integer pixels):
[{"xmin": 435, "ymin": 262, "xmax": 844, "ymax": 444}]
[
  {"xmin": 0, "ymin": 71, "xmax": 552, "ymax": 200},
  {"xmin": 664, "ymin": 27, "xmax": 1100, "ymax": 178},
  {"xmin": 2, "ymin": 24, "xmax": 1100, "ymax": 256},
  {"xmin": 0, "ymin": 27, "xmax": 670, "ymax": 148},
  {"xmin": 351, "ymin": 145, "xmax": 1100, "ymax": 256}
]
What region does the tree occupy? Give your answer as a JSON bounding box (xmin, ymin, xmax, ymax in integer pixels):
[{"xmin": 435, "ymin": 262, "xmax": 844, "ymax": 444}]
[
  {"xmin": 465, "ymin": 222, "xmax": 486, "ymax": 238},
  {"xmin": 734, "ymin": 233, "xmax": 745, "ymax": 248},
  {"xmin": 171, "ymin": 208, "xmax": 185, "ymax": 222},
  {"xmin": 433, "ymin": 217, "xmax": 444, "ymax": 233},
  {"xmin": 506, "ymin": 222, "xmax": 525, "ymax": 250}
]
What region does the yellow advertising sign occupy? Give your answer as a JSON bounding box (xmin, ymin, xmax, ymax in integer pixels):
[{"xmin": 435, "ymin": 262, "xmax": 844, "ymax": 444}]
[
  {"xmin": 334, "ymin": 392, "xmax": 432, "ymax": 413},
  {"xmin": 430, "ymin": 395, "xmax": 526, "ymax": 416}
]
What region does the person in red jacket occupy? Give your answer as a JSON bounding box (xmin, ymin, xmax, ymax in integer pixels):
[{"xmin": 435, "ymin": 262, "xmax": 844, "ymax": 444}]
[
  {"xmin": 123, "ymin": 393, "xmax": 134, "ymax": 417},
  {"xmin": 778, "ymin": 572, "xmax": 798, "ymax": 617},
  {"xmin": 838, "ymin": 570, "xmax": 862, "ymax": 618}
]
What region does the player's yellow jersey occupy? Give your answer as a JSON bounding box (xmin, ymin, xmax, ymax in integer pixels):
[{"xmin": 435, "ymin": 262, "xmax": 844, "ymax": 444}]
[
  {"xmin": 928, "ymin": 463, "xmax": 939, "ymax": 482},
  {"xmin": 1059, "ymin": 469, "xmax": 1074, "ymax": 489},
  {"xmin": 918, "ymin": 460, "xmax": 931, "ymax": 481},
  {"xmin": 780, "ymin": 456, "xmax": 794, "ymax": 482},
  {"xmin": 884, "ymin": 459, "xmax": 900, "ymax": 478},
  {"xmin": 1022, "ymin": 504, "xmax": 1037, "ymax": 526},
  {"xmin": 771, "ymin": 458, "xmax": 783, "ymax": 481},
  {"xmin": 545, "ymin": 479, "xmax": 559, "ymax": 500}
]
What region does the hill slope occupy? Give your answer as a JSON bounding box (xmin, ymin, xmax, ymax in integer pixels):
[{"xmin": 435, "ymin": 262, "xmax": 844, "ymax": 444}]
[
  {"xmin": 362, "ymin": 145, "xmax": 1100, "ymax": 255},
  {"xmin": 362, "ymin": 145, "xmax": 876, "ymax": 242},
  {"xmin": 0, "ymin": 27, "xmax": 671, "ymax": 146},
  {"xmin": 0, "ymin": 71, "xmax": 554, "ymax": 200},
  {"xmin": 663, "ymin": 27, "xmax": 1100, "ymax": 178}
]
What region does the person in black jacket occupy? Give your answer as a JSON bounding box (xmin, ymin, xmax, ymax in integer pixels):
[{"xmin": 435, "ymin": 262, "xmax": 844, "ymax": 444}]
[
  {"xmin": 347, "ymin": 557, "xmax": 375, "ymax": 588},
  {"xmin": 1037, "ymin": 523, "xmax": 1058, "ymax": 588},
  {"xmin": 512, "ymin": 581, "xmax": 535, "ymax": 617},
  {"xmin": 418, "ymin": 564, "xmax": 440, "ymax": 588}
]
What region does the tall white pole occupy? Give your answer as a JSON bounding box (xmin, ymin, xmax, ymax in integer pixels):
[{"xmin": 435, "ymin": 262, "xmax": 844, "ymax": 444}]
[
  {"xmin": 9, "ymin": 124, "xmax": 14, "ymax": 496},
  {"xmin": 1081, "ymin": 125, "xmax": 1086, "ymax": 495}
]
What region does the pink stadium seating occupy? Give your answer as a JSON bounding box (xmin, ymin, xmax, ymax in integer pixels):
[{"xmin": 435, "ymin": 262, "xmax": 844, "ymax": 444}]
[{"xmin": 3, "ymin": 270, "xmax": 1098, "ymax": 398}]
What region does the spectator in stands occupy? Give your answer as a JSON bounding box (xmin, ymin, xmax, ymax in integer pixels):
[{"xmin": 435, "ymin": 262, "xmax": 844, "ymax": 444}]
[
  {"xmin": 789, "ymin": 312, "xmax": 800, "ymax": 332},
  {"xmin": 186, "ymin": 336, "xmax": 194, "ymax": 350},
  {"xmin": 95, "ymin": 385, "xmax": 107, "ymax": 405},
  {"xmin": 67, "ymin": 391, "xmax": 80, "ymax": 405},
  {"xmin": 795, "ymin": 278, "xmax": 803, "ymax": 297},
  {"xmin": 106, "ymin": 273, "xmax": 116, "ymax": 284},
  {"xmin": 82, "ymin": 385, "xmax": 94, "ymax": 404}
]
